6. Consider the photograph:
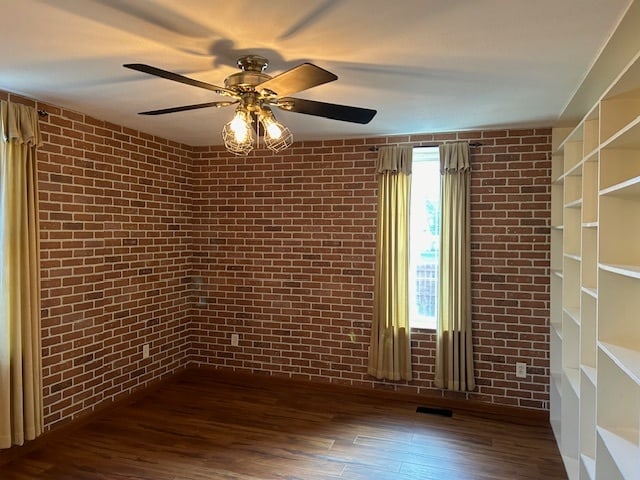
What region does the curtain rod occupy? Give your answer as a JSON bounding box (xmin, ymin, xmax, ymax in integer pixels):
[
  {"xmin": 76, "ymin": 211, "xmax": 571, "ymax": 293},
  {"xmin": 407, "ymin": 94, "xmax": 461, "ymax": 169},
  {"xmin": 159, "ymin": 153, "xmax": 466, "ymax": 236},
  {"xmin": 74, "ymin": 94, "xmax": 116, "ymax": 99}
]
[{"xmin": 369, "ymin": 142, "xmax": 482, "ymax": 152}]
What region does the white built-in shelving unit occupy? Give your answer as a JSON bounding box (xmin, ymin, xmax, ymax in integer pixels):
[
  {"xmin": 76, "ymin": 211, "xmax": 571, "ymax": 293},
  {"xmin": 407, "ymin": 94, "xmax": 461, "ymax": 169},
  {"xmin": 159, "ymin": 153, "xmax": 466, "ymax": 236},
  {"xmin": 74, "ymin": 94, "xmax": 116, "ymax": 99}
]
[{"xmin": 551, "ymin": 48, "xmax": 640, "ymax": 480}]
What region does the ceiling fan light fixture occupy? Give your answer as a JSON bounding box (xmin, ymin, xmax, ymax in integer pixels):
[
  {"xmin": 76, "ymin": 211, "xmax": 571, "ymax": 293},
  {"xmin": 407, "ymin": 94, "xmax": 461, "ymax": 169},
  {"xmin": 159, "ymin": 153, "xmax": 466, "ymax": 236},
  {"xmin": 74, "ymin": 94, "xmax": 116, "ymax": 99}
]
[
  {"xmin": 125, "ymin": 57, "xmax": 377, "ymax": 156},
  {"xmin": 259, "ymin": 108, "xmax": 293, "ymax": 153},
  {"xmin": 222, "ymin": 107, "xmax": 254, "ymax": 155}
]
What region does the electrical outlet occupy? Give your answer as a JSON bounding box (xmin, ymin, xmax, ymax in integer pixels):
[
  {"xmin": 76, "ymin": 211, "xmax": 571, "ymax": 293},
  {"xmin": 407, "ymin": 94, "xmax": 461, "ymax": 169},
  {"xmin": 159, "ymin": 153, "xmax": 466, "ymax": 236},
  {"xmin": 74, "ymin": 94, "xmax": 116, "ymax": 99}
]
[
  {"xmin": 515, "ymin": 362, "xmax": 527, "ymax": 378},
  {"xmin": 231, "ymin": 333, "xmax": 239, "ymax": 347},
  {"xmin": 142, "ymin": 343, "xmax": 150, "ymax": 359}
]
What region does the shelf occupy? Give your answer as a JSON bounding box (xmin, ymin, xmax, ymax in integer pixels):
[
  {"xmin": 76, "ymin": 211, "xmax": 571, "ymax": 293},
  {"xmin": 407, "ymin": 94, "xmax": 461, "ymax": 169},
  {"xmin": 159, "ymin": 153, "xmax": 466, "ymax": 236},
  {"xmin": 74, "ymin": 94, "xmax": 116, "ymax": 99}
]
[
  {"xmin": 599, "ymin": 342, "xmax": 640, "ymax": 385},
  {"xmin": 599, "ymin": 189, "xmax": 640, "ymax": 267},
  {"xmin": 557, "ymin": 131, "xmax": 578, "ymax": 152},
  {"xmin": 580, "ymin": 292, "xmax": 597, "ymax": 369},
  {"xmin": 563, "ymin": 259, "xmax": 581, "ymax": 314},
  {"xmin": 551, "ymin": 269, "xmax": 563, "ymax": 279},
  {"xmin": 558, "ymin": 124, "xmax": 583, "ymax": 152},
  {"xmin": 580, "ymin": 454, "xmax": 596, "ymax": 480},
  {"xmin": 551, "ymin": 327, "xmax": 563, "ymax": 381},
  {"xmin": 561, "ymin": 455, "xmax": 580, "ymax": 480},
  {"xmin": 583, "ymin": 148, "xmax": 599, "ymax": 163},
  {"xmin": 596, "ymin": 427, "xmax": 639, "ymax": 480},
  {"xmin": 552, "ymin": 131, "xmax": 569, "ymax": 179},
  {"xmin": 581, "ymin": 286, "xmax": 597, "ymax": 298},
  {"xmin": 551, "ymin": 227, "xmax": 563, "ymax": 273},
  {"xmin": 564, "ymin": 199, "xmax": 583, "ymax": 209},
  {"xmin": 563, "ymin": 320, "xmax": 580, "ymax": 376},
  {"xmin": 551, "ymin": 183, "xmax": 564, "ymax": 230},
  {"xmin": 581, "ymin": 365, "xmax": 597, "ymax": 387},
  {"xmin": 596, "ymin": 347, "xmax": 640, "ymax": 479},
  {"xmin": 598, "ymin": 270, "xmax": 640, "ymax": 369},
  {"xmin": 563, "ymin": 140, "xmax": 584, "ymax": 175},
  {"xmin": 583, "ymin": 106, "xmax": 599, "ymax": 157},
  {"xmin": 563, "ymin": 306, "xmax": 580, "ymax": 326},
  {"xmin": 600, "ymin": 82, "xmax": 640, "ymax": 146},
  {"xmin": 563, "ymin": 206, "xmax": 582, "ymax": 258},
  {"xmin": 563, "ymin": 253, "xmax": 581, "ymax": 262},
  {"xmin": 581, "ymin": 222, "xmax": 598, "ymax": 228},
  {"xmin": 582, "ymin": 158, "xmax": 599, "ymax": 225},
  {"xmin": 581, "ymin": 226, "xmax": 597, "ymax": 291},
  {"xmin": 565, "ymin": 161, "xmax": 583, "ymax": 178},
  {"xmin": 604, "ymin": 52, "xmax": 640, "ymax": 99},
  {"xmin": 600, "ymin": 174, "xmax": 640, "ymax": 198},
  {"xmin": 599, "ymin": 145, "xmax": 640, "ymax": 193},
  {"xmin": 564, "ymin": 367, "xmax": 580, "ymax": 397},
  {"xmin": 599, "ymin": 263, "xmax": 640, "ymax": 279},
  {"xmin": 552, "ymin": 322, "xmax": 563, "ymax": 340},
  {"xmin": 579, "ymin": 370, "xmax": 597, "ymax": 463},
  {"xmin": 600, "ymin": 113, "xmax": 640, "ymax": 150},
  {"xmin": 551, "ymin": 418, "xmax": 562, "ymax": 446},
  {"xmin": 564, "ymin": 174, "xmax": 582, "ymax": 209},
  {"xmin": 551, "ymin": 225, "xmax": 565, "ymax": 231}
]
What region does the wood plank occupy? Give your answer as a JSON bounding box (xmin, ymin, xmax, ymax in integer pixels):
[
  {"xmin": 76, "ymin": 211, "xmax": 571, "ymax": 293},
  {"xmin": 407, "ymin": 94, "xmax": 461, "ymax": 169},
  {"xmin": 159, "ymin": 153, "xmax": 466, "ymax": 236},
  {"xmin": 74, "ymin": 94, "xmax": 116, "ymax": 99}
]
[{"xmin": 1, "ymin": 369, "xmax": 567, "ymax": 479}]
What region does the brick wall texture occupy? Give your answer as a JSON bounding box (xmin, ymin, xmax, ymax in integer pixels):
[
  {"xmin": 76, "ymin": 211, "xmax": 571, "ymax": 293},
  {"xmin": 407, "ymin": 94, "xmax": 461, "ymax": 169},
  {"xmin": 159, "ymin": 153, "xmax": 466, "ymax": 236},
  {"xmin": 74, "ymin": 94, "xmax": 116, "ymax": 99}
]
[{"xmin": 1, "ymin": 90, "xmax": 551, "ymax": 431}]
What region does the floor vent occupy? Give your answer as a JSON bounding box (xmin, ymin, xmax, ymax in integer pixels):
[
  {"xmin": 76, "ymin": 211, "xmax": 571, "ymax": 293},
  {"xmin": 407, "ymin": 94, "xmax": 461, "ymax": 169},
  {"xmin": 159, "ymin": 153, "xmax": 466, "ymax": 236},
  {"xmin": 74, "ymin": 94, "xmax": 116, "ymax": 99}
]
[{"xmin": 416, "ymin": 406, "xmax": 453, "ymax": 417}]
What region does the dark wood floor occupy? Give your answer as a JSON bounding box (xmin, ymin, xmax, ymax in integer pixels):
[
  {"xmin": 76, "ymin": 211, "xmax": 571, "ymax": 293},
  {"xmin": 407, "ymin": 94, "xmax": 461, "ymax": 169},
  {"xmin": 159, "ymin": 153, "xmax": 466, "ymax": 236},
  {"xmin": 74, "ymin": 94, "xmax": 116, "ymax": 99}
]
[{"xmin": 2, "ymin": 370, "xmax": 567, "ymax": 479}]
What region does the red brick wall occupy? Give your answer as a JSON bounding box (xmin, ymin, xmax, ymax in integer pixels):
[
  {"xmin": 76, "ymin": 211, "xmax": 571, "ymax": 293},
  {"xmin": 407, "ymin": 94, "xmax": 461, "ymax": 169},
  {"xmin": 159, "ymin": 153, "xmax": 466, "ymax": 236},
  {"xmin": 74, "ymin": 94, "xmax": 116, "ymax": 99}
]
[
  {"xmin": 2, "ymin": 89, "xmax": 552, "ymax": 431},
  {"xmin": 1, "ymin": 91, "xmax": 194, "ymax": 430},
  {"xmin": 190, "ymin": 129, "xmax": 552, "ymax": 409}
]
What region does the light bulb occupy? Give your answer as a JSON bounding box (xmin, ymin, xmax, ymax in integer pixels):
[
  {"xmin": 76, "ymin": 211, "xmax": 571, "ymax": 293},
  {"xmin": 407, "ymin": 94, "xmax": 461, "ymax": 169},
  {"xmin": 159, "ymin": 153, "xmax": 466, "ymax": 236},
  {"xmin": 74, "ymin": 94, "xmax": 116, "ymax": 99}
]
[
  {"xmin": 229, "ymin": 110, "xmax": 250, "ymax": 142},
  {"xmin": 263, "ymin": 117, "xmax": 282, "ymax": 140},
  {"xmin": 222, "ymin": 108, "xmax": 254, "ymax": 155},
  {"xmin": 257, "ymin": 108, "xmax": 293, "ymax": 153}
]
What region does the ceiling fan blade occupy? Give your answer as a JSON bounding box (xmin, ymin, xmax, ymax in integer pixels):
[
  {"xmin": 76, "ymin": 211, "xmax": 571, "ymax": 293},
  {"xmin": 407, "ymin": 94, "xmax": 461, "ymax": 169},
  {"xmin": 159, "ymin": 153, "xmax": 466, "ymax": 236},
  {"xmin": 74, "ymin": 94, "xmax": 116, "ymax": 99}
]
[
  {"xmin": 124, "ymin": 63, "xmax": 237, "ymax": 97},
  {"xmin": 139, "ymin": 101, "xmax": 237, "ymax": 115},
  {"xmin": 257, "ymin": 63, "xmax": 337, "ymax": 97},
  {"xmin": 275, "ymin": 97, "xmax": 377, "ymax": 124}
]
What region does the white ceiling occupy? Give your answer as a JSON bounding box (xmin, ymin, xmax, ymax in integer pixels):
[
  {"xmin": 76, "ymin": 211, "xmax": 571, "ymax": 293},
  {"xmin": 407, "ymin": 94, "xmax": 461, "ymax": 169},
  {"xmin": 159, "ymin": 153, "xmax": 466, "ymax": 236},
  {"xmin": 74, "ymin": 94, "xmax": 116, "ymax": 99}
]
[{"xmin": 0, "ymin": 0, "xmax": 631, "ymax": 146}]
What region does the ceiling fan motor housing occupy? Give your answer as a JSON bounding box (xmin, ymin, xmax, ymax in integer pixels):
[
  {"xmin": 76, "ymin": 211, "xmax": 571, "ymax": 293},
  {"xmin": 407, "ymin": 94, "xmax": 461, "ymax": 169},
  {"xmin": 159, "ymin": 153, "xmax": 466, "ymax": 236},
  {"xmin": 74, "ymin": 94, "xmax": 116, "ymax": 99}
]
[
  {"xmin": 224, "ymin": 71, "xmax": 271, "ymax": 91},
  {"xmin": 225, "ymin": 55, "xmax": 273, "ymax": 92}
]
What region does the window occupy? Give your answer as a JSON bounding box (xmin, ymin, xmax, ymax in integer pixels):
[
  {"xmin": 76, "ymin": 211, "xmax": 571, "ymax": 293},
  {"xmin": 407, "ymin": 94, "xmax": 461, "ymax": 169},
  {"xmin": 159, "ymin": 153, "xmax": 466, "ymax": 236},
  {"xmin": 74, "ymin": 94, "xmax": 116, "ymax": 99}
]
[{"xmin": 409, "ymin": 147, "xmax": 441, "ymax": 330}]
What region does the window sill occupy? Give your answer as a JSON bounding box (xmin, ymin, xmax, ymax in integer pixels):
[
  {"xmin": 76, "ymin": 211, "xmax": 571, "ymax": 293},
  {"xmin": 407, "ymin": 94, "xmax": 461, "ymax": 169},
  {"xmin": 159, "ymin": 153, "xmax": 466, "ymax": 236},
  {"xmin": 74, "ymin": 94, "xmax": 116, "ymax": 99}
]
[{"xmin": 411, "ymin": 326, "xmax": 436, "ymax": 333}]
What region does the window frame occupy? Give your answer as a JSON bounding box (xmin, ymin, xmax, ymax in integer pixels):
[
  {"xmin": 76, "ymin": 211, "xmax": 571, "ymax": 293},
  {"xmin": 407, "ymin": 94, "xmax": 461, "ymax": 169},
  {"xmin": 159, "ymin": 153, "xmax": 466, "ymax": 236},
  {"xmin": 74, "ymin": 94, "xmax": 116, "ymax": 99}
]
[{"xmin": 408, "ymin": 146, "xmax": 441, "ymax": 331}]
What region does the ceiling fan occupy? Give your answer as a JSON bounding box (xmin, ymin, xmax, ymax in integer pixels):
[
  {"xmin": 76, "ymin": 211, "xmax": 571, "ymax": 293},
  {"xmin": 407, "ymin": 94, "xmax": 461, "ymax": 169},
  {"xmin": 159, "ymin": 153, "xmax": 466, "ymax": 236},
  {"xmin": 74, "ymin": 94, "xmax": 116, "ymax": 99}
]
[{"xmin": 123, "ymin": 55, "xmax": 377, "ymax": 155}]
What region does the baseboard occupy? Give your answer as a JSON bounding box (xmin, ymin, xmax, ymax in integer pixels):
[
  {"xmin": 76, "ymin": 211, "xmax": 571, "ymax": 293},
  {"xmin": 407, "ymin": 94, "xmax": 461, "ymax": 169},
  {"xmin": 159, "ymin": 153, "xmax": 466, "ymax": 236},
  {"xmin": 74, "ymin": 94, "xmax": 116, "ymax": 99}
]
[
  {"xmin": 188, "ymin": 365, "xmax": 550, "ymax": 427},
  {"xmin": 0, "ymin": 367, "xmax": 188, "ymax": 467}
]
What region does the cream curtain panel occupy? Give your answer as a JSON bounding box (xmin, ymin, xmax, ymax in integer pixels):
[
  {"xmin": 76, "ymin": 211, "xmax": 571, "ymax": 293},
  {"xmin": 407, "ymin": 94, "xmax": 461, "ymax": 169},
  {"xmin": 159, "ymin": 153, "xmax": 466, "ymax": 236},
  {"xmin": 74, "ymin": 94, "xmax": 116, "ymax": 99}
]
[
  {"xmin": 435, "ymin": 141, "xmax": 476, "ymax": 391},
  {"xmin": 368, "ymin": 146, "xmax": 412, "ymax": 381},
  {"xmin": 0, "ymin": 101, "xmax": 43, "ymax": 449}
]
